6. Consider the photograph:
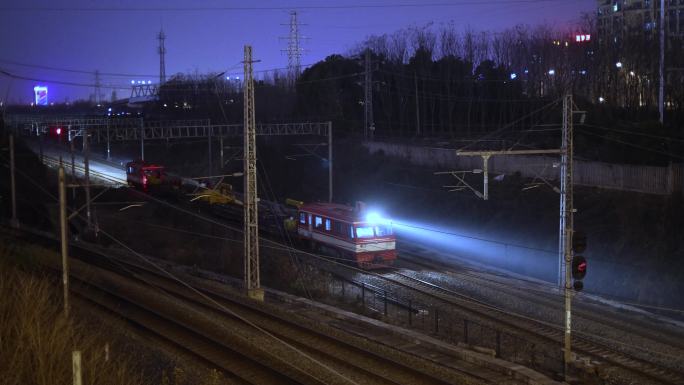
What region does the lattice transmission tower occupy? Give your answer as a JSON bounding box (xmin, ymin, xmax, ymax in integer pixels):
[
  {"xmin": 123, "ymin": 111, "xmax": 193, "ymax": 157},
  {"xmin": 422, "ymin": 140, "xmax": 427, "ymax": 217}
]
[
  {"xmin": 281, "ymin": 11, "xmax": 305, "ymax": 86},
  {"xmin": 158, "ymin": 29, "xmax": 166, "ymax": 84}
]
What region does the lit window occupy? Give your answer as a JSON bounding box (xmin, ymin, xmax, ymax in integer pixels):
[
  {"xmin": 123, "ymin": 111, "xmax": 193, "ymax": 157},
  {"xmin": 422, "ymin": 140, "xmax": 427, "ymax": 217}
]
[
  {"xmin": 356, "ymin": 226, "xmax": 375, "ymax": 238},
  {"xmin": 314, "ymin": 216, "xmax": 323, "ymax": 229},
  {"xmin": 299, "ymin": 212, "xmax": 306, "ymax": 224},
  {"xmin": 375, "ymin": 225, "xmax": 393, "ymax": 237},
  {"xmin": 325, "ymin": 219, "xmax": 331, "ymax": 231}
]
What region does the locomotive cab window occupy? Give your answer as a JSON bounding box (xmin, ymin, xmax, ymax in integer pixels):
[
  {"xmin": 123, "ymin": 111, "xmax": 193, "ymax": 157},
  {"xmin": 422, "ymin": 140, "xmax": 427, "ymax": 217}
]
[
  {"xmin": 375, "ymin": 225, "xmax": 392, "ymax": 237},
  {"xmin": 299, "ymin": 212, "xmax": 307, "ymax": 224},
  {"xmin": 355, "ymin": 226, "xmax": 375, "ymax": 238}
]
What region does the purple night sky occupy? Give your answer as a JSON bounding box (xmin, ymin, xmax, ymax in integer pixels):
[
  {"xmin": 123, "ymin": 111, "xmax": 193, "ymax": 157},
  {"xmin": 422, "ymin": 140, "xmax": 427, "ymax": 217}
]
[{"xmin": 0, "ymin": 0, "xmax": 594, "ymax": 104}]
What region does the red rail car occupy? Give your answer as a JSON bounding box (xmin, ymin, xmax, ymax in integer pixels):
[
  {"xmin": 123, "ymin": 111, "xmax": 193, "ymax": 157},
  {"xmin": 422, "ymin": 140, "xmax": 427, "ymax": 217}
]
[
  {"xmin": 296, "ymin": 202, "xmax": 396, "ymax": 268},
  {"xmin": 125, "ymin": 160, "xmax": 165, "ymax": 191}
]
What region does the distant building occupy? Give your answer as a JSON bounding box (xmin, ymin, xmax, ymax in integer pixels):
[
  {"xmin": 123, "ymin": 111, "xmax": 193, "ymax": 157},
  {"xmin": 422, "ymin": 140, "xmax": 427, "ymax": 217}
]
[
  {"xmin": 33, "ymin": 86, "xmax": 48, "ymax": 106},
  {"xmin": 597, "ymin": 0, "xmax": 684, "ymax": 42}
]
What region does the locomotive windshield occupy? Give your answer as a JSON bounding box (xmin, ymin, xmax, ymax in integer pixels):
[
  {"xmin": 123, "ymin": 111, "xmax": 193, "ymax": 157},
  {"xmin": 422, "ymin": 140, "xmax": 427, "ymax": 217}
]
[
  {"xmin": 375, "ymin": 225, "xmax": 392, "ymax": 237},
  {"xmin": 355, "ymin": 224, "xmax": 393, "ymax": 238},
  {"xmin": 144, "ymin": 169, "xmax": 162, "ymax": 178},
  {"xmin": 355, "ymin": 226, "xmax": 375, "ymax": 238}
]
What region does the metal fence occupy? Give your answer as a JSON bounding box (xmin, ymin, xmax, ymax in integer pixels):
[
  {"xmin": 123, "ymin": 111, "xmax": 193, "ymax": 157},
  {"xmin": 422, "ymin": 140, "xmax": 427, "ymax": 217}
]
[
  {"xmin": 364, "ymin": 141, "xmax": 684, "ymax": 195},
  {"xmin": 321, "ymin": 273, "xmax": 564, "ymax": 377}
]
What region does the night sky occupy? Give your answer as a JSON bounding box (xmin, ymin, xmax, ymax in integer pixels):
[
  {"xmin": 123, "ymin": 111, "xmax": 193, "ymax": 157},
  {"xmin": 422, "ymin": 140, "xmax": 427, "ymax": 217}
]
[{"xmin": 0, "ymin": 0, "xmax": 594, "ymax": 104}]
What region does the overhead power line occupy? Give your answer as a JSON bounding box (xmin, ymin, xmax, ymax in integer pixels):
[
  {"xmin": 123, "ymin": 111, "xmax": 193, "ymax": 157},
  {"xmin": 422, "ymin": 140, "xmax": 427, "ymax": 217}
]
[
  {"xmin": 0, "ymin": 58, "xmax": 316, "ymax": 81},
  {"xmin": 0, "ymin": 0, "xmax": 572, "ymax": 12},
  {"xmin": 0, "ymin": 59, "xmax": 159, "ymax": 78}
]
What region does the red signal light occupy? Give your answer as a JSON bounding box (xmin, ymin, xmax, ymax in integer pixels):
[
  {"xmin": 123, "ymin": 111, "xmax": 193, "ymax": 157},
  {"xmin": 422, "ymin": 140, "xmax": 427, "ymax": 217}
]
[
  {"xmin": 572, "ymin": 255, "xmax": 587, "ymax": 280},
  {"xmin": 578, "ymin": 261, "xmax": 587, "ymax": 273}
]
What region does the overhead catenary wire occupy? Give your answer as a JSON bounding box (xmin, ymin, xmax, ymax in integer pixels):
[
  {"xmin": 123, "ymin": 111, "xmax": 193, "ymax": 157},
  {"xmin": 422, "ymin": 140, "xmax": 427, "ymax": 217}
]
[
  {"xmin": 5, "ymin": 148, "xmax": 684, "ymax": 363},
  {"xmin": 2, "ymin": 155, "xmax": 361, "ymax": 385},
  {"xmin": 576, "ymin": 127, "xmax": 684, "ymax": 161}
]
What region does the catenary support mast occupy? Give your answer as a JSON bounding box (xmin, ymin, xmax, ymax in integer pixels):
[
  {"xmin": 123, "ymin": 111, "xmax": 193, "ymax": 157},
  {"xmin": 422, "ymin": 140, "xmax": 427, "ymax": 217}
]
[{"xmin": 243, "ymin": 45, "xmax": 263, "ymax": 301}]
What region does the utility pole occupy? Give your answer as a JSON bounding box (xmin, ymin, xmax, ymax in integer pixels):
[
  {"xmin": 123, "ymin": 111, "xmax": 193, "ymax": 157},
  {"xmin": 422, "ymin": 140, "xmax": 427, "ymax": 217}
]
[
  {"xmin": 82, "ymin": 128, "xmax": 92, "ymax": 228},
  {"xmin": 219, "ymin": 136, "xmax": 224, "ymax": 169},
  {"xmin": 560, "ymin": 93, "xmax": 575, "ymax": 380},
  {"xmin": 140, "ymin": 118, "xmax": 145, "ymax": 160},
  {"xmin": 328, "ymin": 121, "xmax": 333, "ymax": 202},
  {"xmin": 158, "ymin": 29, "xmax": 167, "ymax": 84},
  {"xmin": 94, "ymin": 70, "xmax": 101, "ymax": 105},
  {"xmin": 208, "ymin": 121, "xmax": 213, "ymax": 179},
  {"xmin": 414, "ymin": 72, "xmax": 420, "ymax": 136},
  {"xmin": 364, "ymin": 49, "xmax": 374, "ymax": 140},
  {"xmin": 70, "ymin": 137, "xmax": 76, "ymax": 200},
  {"xmin": 72, "ymin": 351, "xmax": 83, "ymax": 385},
  {"xmin": 243, "ymin": 45, "xmax": 263, "ymax": 301},
  {"xmin": 9, "ymin": 134, "xmax": 18, "ymax": 228},
  {"xmin": 59, "ymin": 165, "xmax": 70, "ymax": 317},
  {"xmin": 659, "ymin": 0, "xmax": 665, "ymax": 124}
]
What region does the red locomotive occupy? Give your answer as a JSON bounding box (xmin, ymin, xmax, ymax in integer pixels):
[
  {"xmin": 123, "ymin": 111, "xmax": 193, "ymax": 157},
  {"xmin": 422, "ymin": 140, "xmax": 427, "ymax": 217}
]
[
  {"xmin": 295, "ymin": 202, "xmax": 396, "ymax": 268},
  {"xmin": 125, "ymin": 160, "xmax": 165, "ymax": 191}
]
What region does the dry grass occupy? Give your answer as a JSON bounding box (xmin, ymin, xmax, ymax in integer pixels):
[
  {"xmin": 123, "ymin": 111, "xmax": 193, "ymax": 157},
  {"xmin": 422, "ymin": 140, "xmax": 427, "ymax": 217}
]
[
  {"xmin": 0, "ymin": 259, "xmax": 149, "ymax": 385},
  {"xmin": 0, "ymin": 238, "xmax": 235, "ymax": 385}
]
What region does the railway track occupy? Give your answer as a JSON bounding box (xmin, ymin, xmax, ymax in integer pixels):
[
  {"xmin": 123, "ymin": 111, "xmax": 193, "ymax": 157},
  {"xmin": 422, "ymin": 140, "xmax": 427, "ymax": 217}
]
[
  {"xmin": 18, "ymin": 141, "xmax": 684, "ymax": 384},
  {"xmin": 99, "ymin": 186, "xmax": 684, "ymax": 385},
  {"xmin": 371, "ymin": 255, "xmax": 684, "ymax": 385},
  {"xmin": 2, "ymin": 225, "xmax": 524, "ymax": 385},
  {"xmin": 41, "ymin": 154, "xmax": 127, "ymax": 185},
  {"xmin": 398, "ymin": 249, "xmax": 684, "ymax": 354}
]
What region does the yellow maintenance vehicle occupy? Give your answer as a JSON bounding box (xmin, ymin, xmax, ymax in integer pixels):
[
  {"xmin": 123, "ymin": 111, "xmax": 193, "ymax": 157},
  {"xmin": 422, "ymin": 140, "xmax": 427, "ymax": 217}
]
[{"xmin": 190, "ymin": 183, "xmax": 243, "ymax": 206}]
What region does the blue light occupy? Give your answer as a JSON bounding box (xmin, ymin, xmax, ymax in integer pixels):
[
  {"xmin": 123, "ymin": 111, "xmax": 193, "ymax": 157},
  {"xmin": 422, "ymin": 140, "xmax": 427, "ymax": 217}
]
[
  {"xmin": 510, "ymin": 73, "xmax": 517, "ymax": 80},
  {"xmin": 366, "ymin": 211, "xmax": 382, "ymax": 224}
]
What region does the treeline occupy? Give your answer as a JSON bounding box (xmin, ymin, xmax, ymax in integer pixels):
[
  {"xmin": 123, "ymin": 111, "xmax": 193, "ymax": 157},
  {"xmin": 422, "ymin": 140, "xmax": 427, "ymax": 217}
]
[{"xmin": 150, "ymin": 19, "xmax": 683, "ymax": 144}]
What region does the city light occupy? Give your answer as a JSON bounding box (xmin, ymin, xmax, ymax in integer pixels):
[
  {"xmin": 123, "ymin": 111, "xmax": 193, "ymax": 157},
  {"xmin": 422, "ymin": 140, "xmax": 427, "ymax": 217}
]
[
  {"xmin": 616, "ymin": 62, "xmax": 623, "ymax": 68},
  {"xmin": 510, "ymin": 73, "xmax": 517, "ymax": 80},
  {"xmin": 599, "ymin": 96, "xmax": 606, "ymax": 103},
  {"xmin": 548, "ymin": 69, "xmax": 555, "ymax": 76},
  {"xmin": 575, "ymin": 34, "xmax": 591, "ymax": 42}
]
